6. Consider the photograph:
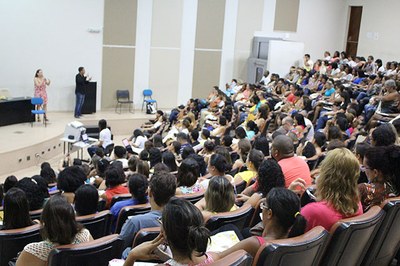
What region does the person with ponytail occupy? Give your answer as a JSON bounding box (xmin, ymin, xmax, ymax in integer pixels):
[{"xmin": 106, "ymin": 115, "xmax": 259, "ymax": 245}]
[
  {"xmin": 233, "ymin": 149, "xmax": 264, "ymax": 184},
  {"xmin": 215, "ymin": 187, "xmax": 306, "ymax": 258},
  {"xmin": 359, "ymin": 145, "xmax": 400, "ymax": 211},
  {"xmin": 199, "ymin": 153, "xmax": 234, "ymax": 190},
  {"xmin": 123, "ymin": 197, "xmax": 216, "ymax": 266}
]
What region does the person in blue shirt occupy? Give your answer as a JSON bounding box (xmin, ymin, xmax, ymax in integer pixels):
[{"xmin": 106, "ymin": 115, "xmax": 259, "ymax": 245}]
[
  {"xmin": 110, "ymin": 173, "xmax": 149, "ymax": 228},
  {"xmin": 119, "ymin": 171, "xmax": 177, "ymax": 250},
  {"xmin": 323, "ymin": 81, "xmax": 336, "ymax": 97}
]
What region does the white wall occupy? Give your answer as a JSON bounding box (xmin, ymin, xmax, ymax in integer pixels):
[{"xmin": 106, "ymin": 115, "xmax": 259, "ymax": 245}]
[
  {"xmin": 259, "ymin": 0, "xmax": 347, "ymax": 63},
  {"xmin": 0, "ymin": 0, "xmax": 104, "ymax": 112},
  {"xmin": 347, "ymin": 0, "xmax": 400, "ymax": 63}
]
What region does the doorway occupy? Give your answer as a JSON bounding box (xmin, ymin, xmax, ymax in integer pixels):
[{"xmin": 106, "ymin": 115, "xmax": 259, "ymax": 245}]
[{"xmin": 346, "ymin": 6, "xmax": 363, "ymax": 57}]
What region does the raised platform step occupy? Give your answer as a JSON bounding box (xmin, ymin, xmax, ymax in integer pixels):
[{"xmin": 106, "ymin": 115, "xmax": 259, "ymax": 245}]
[{"xmin": 0, "ymin": 110, "xmax": 153, "ymax": 178}]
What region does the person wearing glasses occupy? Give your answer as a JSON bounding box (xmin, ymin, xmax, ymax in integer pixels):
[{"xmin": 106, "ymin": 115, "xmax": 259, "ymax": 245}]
[{"xmin": 358, "ymin": 145, "xmax": 400, "ymax": 211}]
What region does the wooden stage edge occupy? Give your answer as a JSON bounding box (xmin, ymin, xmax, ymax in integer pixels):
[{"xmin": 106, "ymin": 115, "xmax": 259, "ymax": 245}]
[{"xmin": 0, "ymin": 110, "xmax": 153, "ymax": 179}]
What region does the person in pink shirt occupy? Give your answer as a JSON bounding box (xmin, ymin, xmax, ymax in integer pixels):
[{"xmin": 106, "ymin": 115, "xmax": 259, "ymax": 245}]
[
  {"xmin": 301, "ymin": 148, "xmax": 363, "ymax": 231},
  {"xmin": 271, "ymin": 135, "xmax": 312, "ymax": 188}
]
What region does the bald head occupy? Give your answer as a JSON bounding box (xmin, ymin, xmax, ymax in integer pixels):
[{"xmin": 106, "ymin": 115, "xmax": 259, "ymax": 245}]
[{"xmin": 272, "ymin": 135, "xmax": 294, "ymax": 160}]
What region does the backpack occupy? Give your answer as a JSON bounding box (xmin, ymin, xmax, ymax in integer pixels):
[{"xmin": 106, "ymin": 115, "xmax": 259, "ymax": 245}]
[{"xmin": 146, "ymin": 102, "xmax": 156, "ymax": 114}]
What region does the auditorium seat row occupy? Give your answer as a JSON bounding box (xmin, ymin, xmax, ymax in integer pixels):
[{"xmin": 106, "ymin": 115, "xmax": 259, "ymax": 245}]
[{"xmin": 0, "ymin": 197, "xmax": 399, "ymax": 266}]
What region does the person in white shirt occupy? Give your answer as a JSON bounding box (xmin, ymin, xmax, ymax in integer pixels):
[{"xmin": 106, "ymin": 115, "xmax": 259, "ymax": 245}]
[
  {"xmin": 375, "ymin": 59, "xmax": 385, "ymax": 74},
  {"xmin": 324, "ymin": 51, "xmax": 331, "ymax": 61},
  {"xmin": 129, "ymin": 129, "xmax": 147, "ymax": 149},
  {"xmin": 259, "ymin": 70, "xmax": 270, "ymax": 85},
  {"xmin": 303, "ymin": 54, "xmax": 313, "ymax": 72},
  {"xmin": 88, "ymin": 119, "xmax": 113, "ymax": 157},
  {"xmin": 347, "ymin": 55, "xmax": 358, "ymax": 68}
]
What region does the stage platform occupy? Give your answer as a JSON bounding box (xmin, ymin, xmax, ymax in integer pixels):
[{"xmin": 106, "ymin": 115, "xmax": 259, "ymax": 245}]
[{"xmin": 0, "ymin": 110, "xmax": 154, "ymax": 180}]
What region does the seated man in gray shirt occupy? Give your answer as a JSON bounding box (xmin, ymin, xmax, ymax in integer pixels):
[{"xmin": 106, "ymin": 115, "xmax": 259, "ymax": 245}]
[{"xmin": 119, "ymin": 171, "xmax": 177, "ymax": 249}]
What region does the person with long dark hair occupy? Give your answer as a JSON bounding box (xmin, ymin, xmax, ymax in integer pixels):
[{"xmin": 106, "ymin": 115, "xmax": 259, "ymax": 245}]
[
  {"xmin": 2, "ymin": 188, "xmax": 35, "ymax": 230},
  {"xmin": 16, "ymin": 196, "xmax": 92, "ymax": 265},
  {"xmin": 220, "ymin": 188, "xmax": 307, "ymax": 259},
  {"xmin": 359, "ymin": 145, "xmax": 400, "ymax": 211},
  {"xmin": 124, "ymin": 198, "xmax": 215, "ymax": 265}
]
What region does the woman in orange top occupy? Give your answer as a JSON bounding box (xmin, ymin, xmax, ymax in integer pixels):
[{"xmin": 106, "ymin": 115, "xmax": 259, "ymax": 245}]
[{"xmin": 101, "ymin": 164, "xmax": 129, "ymax": 208}]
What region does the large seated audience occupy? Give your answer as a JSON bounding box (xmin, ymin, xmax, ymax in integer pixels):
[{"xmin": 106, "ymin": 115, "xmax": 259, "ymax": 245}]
[{"xmin": 1, "ymin": 51, "xmax": 400, "ymax": 265}]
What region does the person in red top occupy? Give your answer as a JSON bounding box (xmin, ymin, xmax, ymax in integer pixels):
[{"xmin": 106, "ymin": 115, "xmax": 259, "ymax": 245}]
[
  {"xmin": 271, "ymin": 135, "xmax": 312, "ymax": 188},
  {"xmin": 301, "ymin": 148, "xmax": 363, "ymax": 231},
  {"xmin": 101, "ymin": 163, "xmax": 129, "ymax": 208}
]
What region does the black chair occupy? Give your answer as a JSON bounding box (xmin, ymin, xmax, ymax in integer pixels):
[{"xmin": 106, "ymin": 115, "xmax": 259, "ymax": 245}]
[
  {"xmin": 97, "ymin": 199, "xmax": 106, "ymax": 212},
  {"xmin": 210, "ymin": 250, "xmax": 252, "ymax": 266},
  {"xmin": 110, "ymin": 193, "xmax": 132, "ymax": 208},
  {"xmin": 0, "ymin": 224, "xmax": 41, "ymax": 266},
  {"xmin": 114, "ymin": 203, "xmax": 151, "ymax": 233},
  {"xmin": 253, "ymin": 226, "xmax": 329, "ymax": 266},
  {"xmin": 115, "ymin": 90, "xmax": 134, "ymax": 114},
  {"xmin": 321, "ymin": 206, "xmax": 385, "ymax": 266},
  {"xmin": 234, "ymin": 180, "xmax": 247, "ymax": 195},
  {"xmin": 49, "ymin": 189, "xmax": 61, "ymax": 197},
  {"xmin": 205, "ymin": 204, "xmax": 253, "ymax": 231},
  {"xmin": 48, "ymin": 234, "xmax": 123, "ymax": 266},
  {"xmin": 362, "ymin": 197, "xmax": 400, "ymax": 265},
  {"xmin": 132, "ymin": 227, "xmax": 161, "ymax": 248},
  {"xmin": 76, "ymin": 210, "xmax": 112, "ymax": 239},
  {"xmin": 29, "ymin": 209, "xmax": 43, "ymax": 221},
  {"xmin": 246, "ymin": 199, "xmax": 262, "ymax": 228},
  {"xmin": 104, "ymin": 143, "xmax": 114, "ymax": 157},
  {"xmin": 176, "ymin": 191, "xmax": 205, "ymax": 204}
]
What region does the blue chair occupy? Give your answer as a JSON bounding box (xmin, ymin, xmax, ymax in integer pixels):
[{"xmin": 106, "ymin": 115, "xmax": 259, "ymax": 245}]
[
  {"xmin": 142, "ymin": 89, "xmax": 157, "ymax": 111},
  {"xmin": 31, "ymin": 97, "xmax": 46, "ymax": 127}
]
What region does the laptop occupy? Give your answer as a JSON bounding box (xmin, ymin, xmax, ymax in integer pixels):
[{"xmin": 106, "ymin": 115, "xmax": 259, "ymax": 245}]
[
  {"xmin": 122, "ymin": 138, "xmax": 134, "ymax": 154},
  {"xmin": 81, "ymin": 133, "xmax": 90, "ymax": 143}
]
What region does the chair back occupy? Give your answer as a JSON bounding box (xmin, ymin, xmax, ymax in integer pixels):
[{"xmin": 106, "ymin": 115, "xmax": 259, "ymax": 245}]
[
  {"xmin": 49, "ymin": 189, "xmax": 61, "ymax": 197},
  {"xmin": 48, "ymin": 234, "xmax": 123, "ymax": 266},
  {"xmin": 0, "ymin": 224, "xmax": 41, "ymax": 266},
  {"xmin": 253, "ymin": 226, "xmax": 329, "ymax": 266},
  {"xmin": 97, "ymin": 199, "xmax": 106, "ymax": 212},
  {"xmin": 76, "ymin": 210, "xmax": 112, "ymax": 239},
  {"xmin": 132, "ymin": 227, "xmax": 161, "ymax": 248},
  {"xmin": 205, "ymin": 204, "xmax": 253, "ymax": 231},
  {"xmin": 116, "ymin": 90, "xmax": 130, "ymax": 100},
  {"xmin": 104, "ymin": 143, "xmax": 115, "ymax": 156},
  {"xmin": 321, "ymin": 205, "xmax": 385, "ymax": 266},
  {"xmin": 143, "ymin": 89, "xmax": 153, "ymax": 97},
  {"xmin": 176, "ymin": 191, "xmax": 205, "ymax": 204},
  {"xmin": 211, "ymin": 250, "xmax": 252, "ymax": 266},
  {"xmin": 114, "ymin": 203, "xmax": 151, "ymax": 233},
  {"xmin": 363, "ymin": 197, "xmax": 400, "ymax": 266},
  {"xmin": 234, "ymin": 180, "xmax": 247, "ymax": 195},
  {"xmin": 247, "ymin": 199, "xmax": 262, "ymax": 228},
  {"xmin": 110, "ymin": 193, "xmax": 132, "ymax": 208},
  {"xmin": 31, "ymin": 97, "xmax": 43, "ymax": 105},
  {"xmin": 29, "ymin": 209, "xmax": 43, "ymax": 220}
]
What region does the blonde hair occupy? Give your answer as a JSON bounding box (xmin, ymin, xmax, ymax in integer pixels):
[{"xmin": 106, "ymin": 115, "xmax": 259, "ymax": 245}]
[
  {"xmin": 205, "ymin": 176, "xmax": 235, "ymax": 213},
  {"xmin": 316, "ymin": 148, "xmax": 360, "ymax": 216}
]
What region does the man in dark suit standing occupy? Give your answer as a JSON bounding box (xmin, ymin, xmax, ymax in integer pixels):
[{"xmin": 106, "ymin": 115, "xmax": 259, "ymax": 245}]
[{"xmin": 74, "ymin": 66, "xmax": 91, "ymax": 118}]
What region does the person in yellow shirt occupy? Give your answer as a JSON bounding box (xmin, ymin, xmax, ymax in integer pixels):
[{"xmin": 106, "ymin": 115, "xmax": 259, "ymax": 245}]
[{"xmin": 234, "ymin": 149, "xmax": 264, "ymax": 184}]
